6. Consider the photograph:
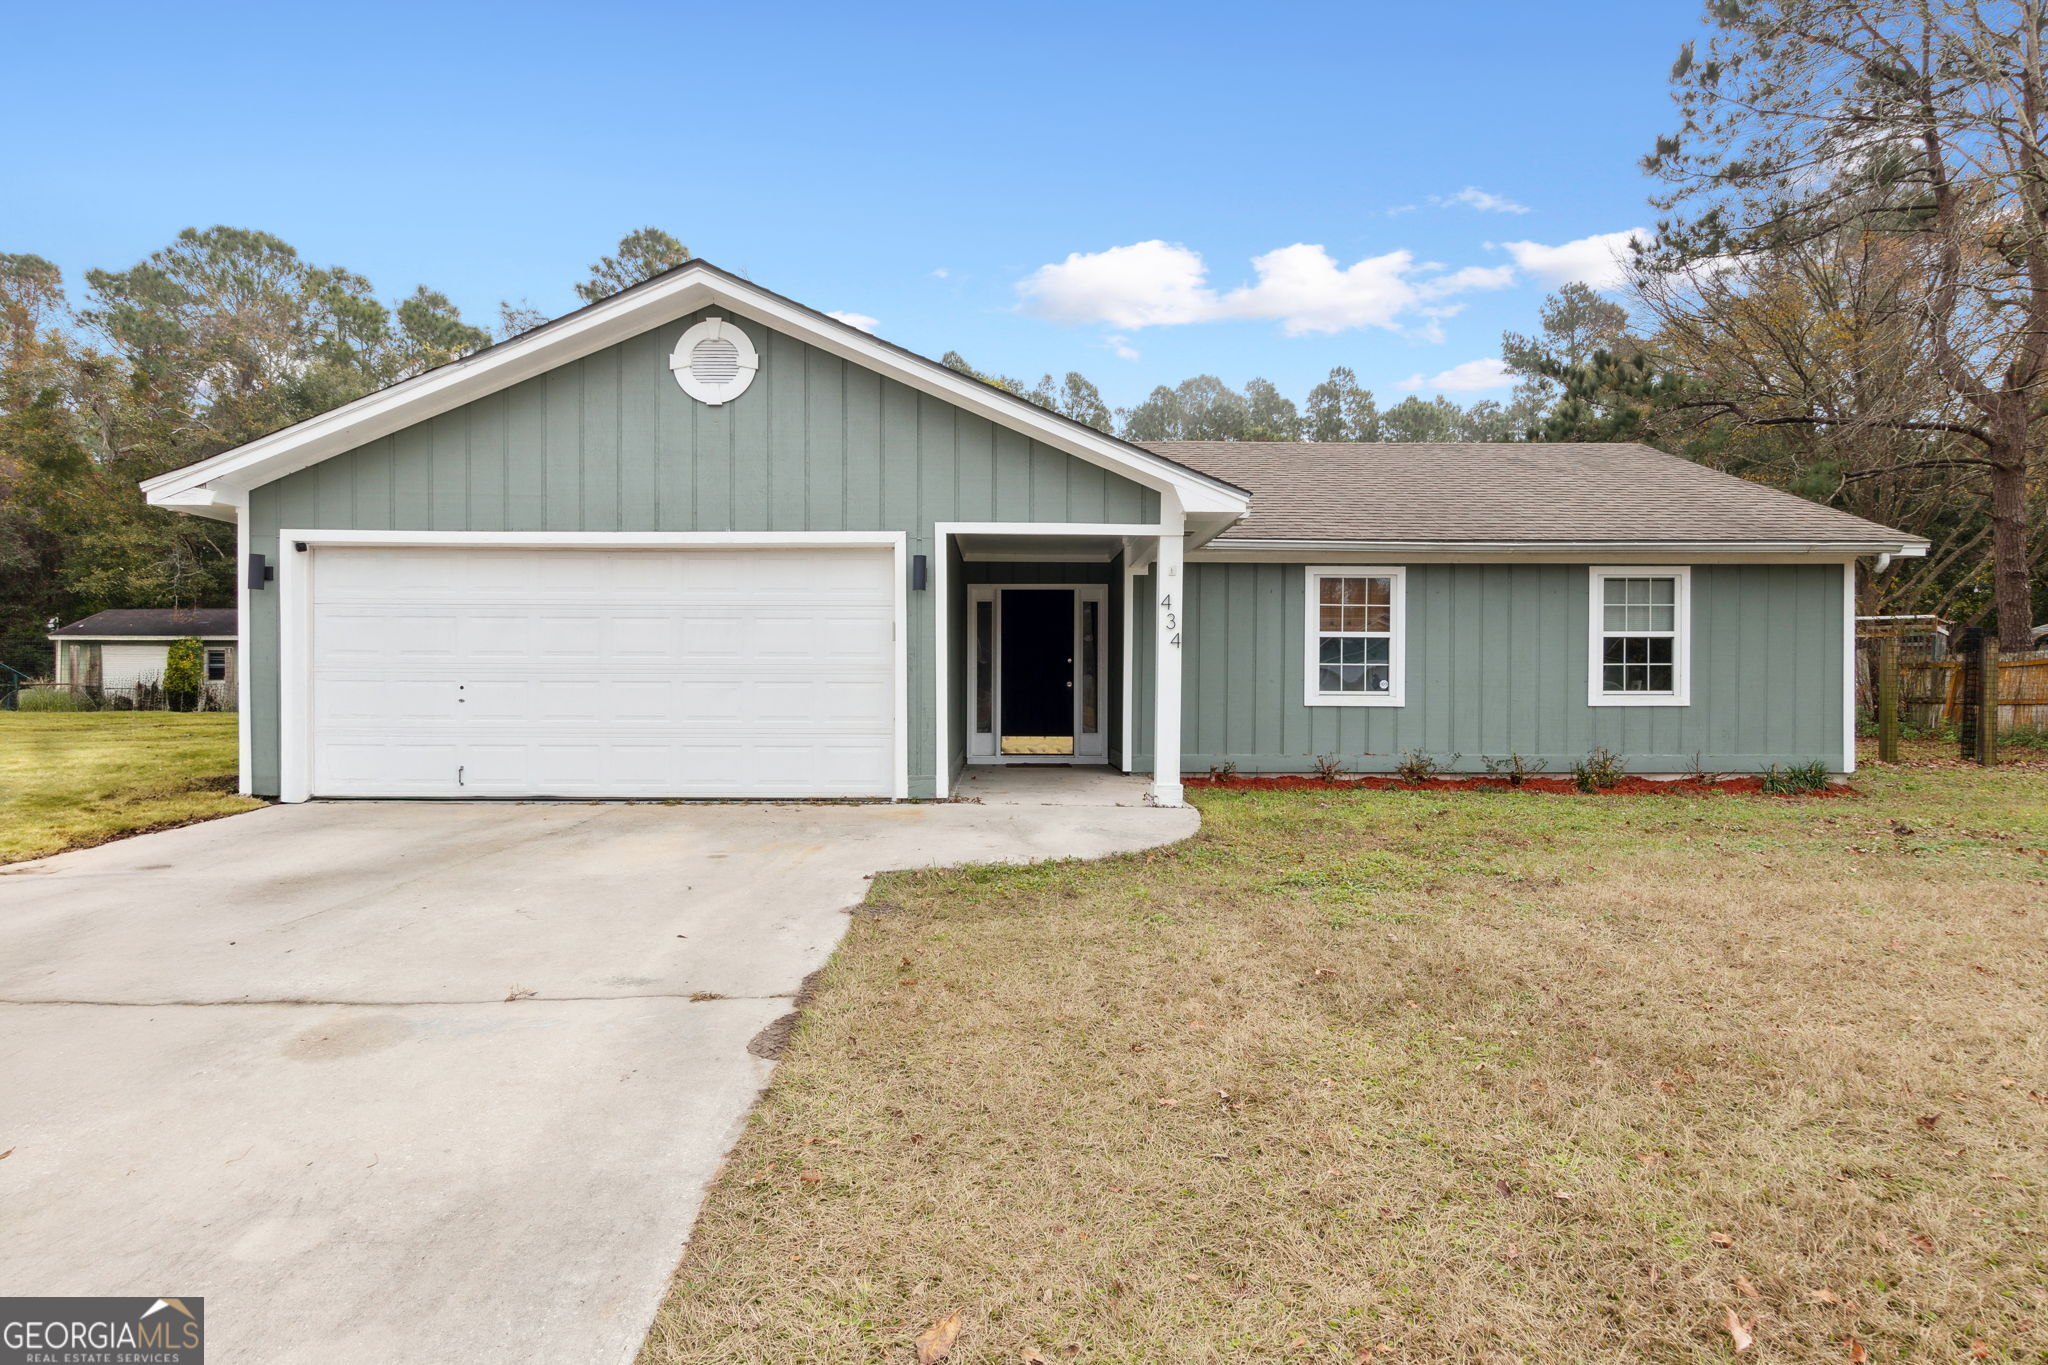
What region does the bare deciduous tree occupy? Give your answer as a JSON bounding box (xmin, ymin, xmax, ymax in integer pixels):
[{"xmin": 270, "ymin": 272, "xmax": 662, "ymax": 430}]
[{"xmin": 1649, "ymin": 0, "xmax": 2048, "ymax": 646}]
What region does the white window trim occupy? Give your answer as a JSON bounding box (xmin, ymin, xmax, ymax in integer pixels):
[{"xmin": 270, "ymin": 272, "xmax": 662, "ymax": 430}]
[
  {"xmin": 669, "ymin": 316, "xmax": 759, "ymax": 405},
  {"xmin": 1588, "ymin": 565, "xmax": 1691, "ymax": 707},
  {"xmin": 1302, "ymin": 565, "xmax": 1406, "ymax": 708}
]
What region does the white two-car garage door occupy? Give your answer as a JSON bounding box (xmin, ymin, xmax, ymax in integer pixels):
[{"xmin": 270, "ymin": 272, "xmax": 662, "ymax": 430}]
[{"xmin": 306, "ymin": 544, "xmax": 898, "ymax": 798}]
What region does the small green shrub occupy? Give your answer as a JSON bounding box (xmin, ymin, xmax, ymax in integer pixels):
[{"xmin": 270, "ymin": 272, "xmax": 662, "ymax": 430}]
[
  {"xmin": 1571, "ymin": 746, "xmax": 1627, "ymax": 792},
  {"xmin": 163, "ymin": 639, "xmax": 202, "ymax": 709},
  {"xmin": 1480, "ymin": 752, "xmax": 1547, "ymax": 786},
  {"xmin": 1761, "ymin": 760, "xmax": 1831, "ymax": 794},
  {"xmin": 1395, "ymin": 749, "xmax": 1457, "ymax": 783},
  {"xmin": 1310, "ymin": 754, "xmax": 1347, "ymax": 782}
]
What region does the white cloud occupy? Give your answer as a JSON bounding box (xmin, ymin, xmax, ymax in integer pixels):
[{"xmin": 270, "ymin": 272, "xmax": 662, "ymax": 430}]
[
  {"xmin": 1495, "ymin": 228, "xmax": 1649, "ymax": 289},
  {"xmin": 1018, "ymin": 240, "xmax": 1218, "ymax": 328},
  {"xmin": 1104, "ymin": 334, "xmax": 1141, "ymax": 361},
  {"xmin": 826, "ymin": 310, "xmax": 879, "ymax": 333},
  {"xmin": 1017, "ymin": 240, "xmax": 1514, "ymax": 337},
  {"xmin": 1216, "ymin": 243, "xmax": 1430, "ymax": 335},
  {"xmin": 1417, "ymin": 263, "xmax": 1517, "ymax": 297},
  {"xmin": 930, "ymin": 267, "xmax": 951, "ymax": 279},
  {"xmin": 1398, "ymin": 358, "xmax": 1515, "ymax": 393},
  {"xmin": 1434, "ymin": 186, "xmax": 1530, "ymax": 214}
]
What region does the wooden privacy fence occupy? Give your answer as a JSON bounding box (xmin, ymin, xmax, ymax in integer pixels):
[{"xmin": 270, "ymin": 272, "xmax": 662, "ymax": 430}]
[{"xmin": 1877, "ymin": 646, "xmax": 2048, "ymax": 733}]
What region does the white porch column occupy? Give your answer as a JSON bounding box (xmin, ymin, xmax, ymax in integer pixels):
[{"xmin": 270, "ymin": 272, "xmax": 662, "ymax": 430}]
[{"xmin": 1150, "ymin": 508, "xmax": 1186, "ymax": 807}]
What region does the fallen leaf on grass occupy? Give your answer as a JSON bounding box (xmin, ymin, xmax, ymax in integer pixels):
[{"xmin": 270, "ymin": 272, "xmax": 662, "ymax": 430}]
[
  {"xmin": 1847, "ymin": 1337, "xmax": 1867, "ymax": 1363},
  {"xmin": 1807, "ymin": 1289, "xmax": 1841, "ymax": 1306},
  {"xmin": 914, "ymin": 1310, "xmax": 962, "ymax": 1364},
  {"xmin": 1022, "ymin": 1352, "xmax": 1051, "ymax": 1364},
  {"xmin": 1725, "ymin": 1308, "xmax": 1754, "ymax": 1353},
  {"xmin": 1710, "ymin": 1232, "xmax": 1735, "ymax": 1248},
  {"xmin": 1971, "ymin": 1341, "xmax": 1990, "ymax": 1359},
  {"xmin": 1915, "ymin": 1114, "xmax": 1941, "ymax": 1130},
  {"xmin": 1736, "ymin": 1276, "xmax": 1759, "ymax": 1298},
  {"xmin": 1909, "ymin": 1232, "xmax": 1935, "ymax": 1252},
  {"xmin": 798, "ymin": 1170, "xmax": 823, "ymax": 1185}
]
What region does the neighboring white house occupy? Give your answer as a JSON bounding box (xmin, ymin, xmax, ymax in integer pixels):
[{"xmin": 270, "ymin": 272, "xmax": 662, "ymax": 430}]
[{"xmin": 48, "ymin": 608, "xmax": 238, "ymax": 698}]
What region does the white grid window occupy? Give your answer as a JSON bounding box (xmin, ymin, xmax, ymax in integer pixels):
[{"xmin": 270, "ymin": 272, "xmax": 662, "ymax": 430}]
[
  {"xmin": 1589, "ymin": 567, "xmax": 1690, "ymax": 706},
  {"xmin": 1304, "ymin": 567, "xmax": 1404, "ymax": 707}
]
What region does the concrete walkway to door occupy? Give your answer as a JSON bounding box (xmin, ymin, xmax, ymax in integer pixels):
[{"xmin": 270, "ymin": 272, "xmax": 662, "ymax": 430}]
[{"xmin": 0, "ymin": 791, "xmax": 1196, "ymax": 1365}]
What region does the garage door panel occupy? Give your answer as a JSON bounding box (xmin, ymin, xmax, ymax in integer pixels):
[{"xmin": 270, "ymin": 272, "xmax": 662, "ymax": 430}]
[
  {"xmin": 308, "ymin": 545, "xmax": 897, "ymax": 798},
  {"xmin": 608, "ymin": 614, "xmax": 677, "ymax": 657},
  {"xmin": 535, "ymin": 614, "xmax": 604, "ymax": 659},
  {"xmin": 317, "ymin": 678, "xmax": 454, "ymax": 724},
  {"xmin": 464, "ymin": 680, "xmax": 531, "ymax": 719},
  {"xmin": 678, "ymin": 617, "xmax": 743, "ymax": 659},
  {"xmin": 821, "ymin": 678, "xmax": 894, "ymax": 723},
  {"xmin": 320, "ymin": 741, "xmax": 460, "ymax": 790},
  {"xmin": 822, "ymin": 616, "xmax": 893, "ymax": 657},
  {"xmin": 458, "ymin": 613, "xmax": 532, "ymax": 658},
  {"xmin": 676, "ymin": 680, "xmax": 742, "ymax": 722}
]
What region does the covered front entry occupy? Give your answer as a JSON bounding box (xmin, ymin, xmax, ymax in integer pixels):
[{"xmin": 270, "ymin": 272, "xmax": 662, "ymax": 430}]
[
  {"xmin": 967, "ymin": 584, "xmax": 1109, "ymax": 762},
  {"xmin": 936, "ymin": 521, "xmax": 1187, "ymax": 806}
]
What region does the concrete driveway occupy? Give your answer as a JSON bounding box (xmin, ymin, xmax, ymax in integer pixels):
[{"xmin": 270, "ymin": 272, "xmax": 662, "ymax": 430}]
[{"xmin": 0, "ymin": 784, "xmax": 1194, "ymax": 1365}]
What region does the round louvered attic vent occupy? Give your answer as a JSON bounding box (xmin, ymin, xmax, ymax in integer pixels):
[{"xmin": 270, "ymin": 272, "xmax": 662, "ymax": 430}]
[{"xmin": 669, "ymin": 317, "xmax": 759, "ymax": 404}]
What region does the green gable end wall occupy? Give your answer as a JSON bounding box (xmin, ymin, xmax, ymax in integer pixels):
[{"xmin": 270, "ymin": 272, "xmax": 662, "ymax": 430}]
[
  {"xmin": 1131, "ymin": 561, "xmax": 1847, "ymax": 774},
  {"xmin": 244, "ymin": 309, "xmax": 1158, "ymax": 797}
]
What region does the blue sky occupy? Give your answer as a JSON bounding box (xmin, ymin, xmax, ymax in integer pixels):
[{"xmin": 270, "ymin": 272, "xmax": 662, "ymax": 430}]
[{"xmin": 12, "ymin": 0, "xmax": 1696, "ymax": 411}]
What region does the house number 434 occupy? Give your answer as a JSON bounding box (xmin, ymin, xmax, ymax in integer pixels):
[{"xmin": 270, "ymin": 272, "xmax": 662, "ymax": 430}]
[{"xmin": 1161, "ymin": 594, "xmax": 1180, "ymax": 648}]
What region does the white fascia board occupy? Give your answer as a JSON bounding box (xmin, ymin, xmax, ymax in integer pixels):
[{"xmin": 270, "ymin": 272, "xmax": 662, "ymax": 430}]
[
  {"xmin": 46, "ymin": 634, "xmax": 237, "ymax": 642},
  {"xmin": 142, "ymin": 262, "xmax": 1250, "ymax": 520},
  {"xmin": 1192, "ymin": 538, "xmax": 1930, "ymax": 561}
]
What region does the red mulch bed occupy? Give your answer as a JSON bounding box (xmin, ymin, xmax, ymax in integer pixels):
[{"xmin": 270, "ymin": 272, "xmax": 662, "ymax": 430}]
[{"xmin": 1184, "ymin": 773, "xmax": 1853, "ymax": 798}]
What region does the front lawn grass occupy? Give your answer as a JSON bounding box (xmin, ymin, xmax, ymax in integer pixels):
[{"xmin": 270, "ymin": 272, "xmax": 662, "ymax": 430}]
[
  {"xmin": 643, "ymin": 746, "xmax": 2048, "ymax": 1364},
  {"xmin": 0, "ymin": 713, "xmax": 262, "ymax": 863}
]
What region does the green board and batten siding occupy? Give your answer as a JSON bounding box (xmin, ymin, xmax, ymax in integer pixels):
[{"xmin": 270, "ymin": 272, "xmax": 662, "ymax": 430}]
[
  {"xmin": 1130, "ymin": 561, "xmax": 1847, "ymax": 773},
  {"xmin": 245, "ymin": 309, "xmax": 1158, "ymax": 797}
]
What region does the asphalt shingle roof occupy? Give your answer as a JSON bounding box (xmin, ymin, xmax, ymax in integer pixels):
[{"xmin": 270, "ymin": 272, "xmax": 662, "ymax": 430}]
[
  {"xmin": 49, "ymin": 608, "xmax": 238, "ymax": 638},
  {"xmin": 1139, "ymin": 441, "xmax": 1920, "ymax": 545}
]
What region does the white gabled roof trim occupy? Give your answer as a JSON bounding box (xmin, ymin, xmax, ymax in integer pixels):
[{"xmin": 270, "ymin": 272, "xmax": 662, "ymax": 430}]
[{"xmin": 141, "ymin": 260, "xmax": 1249, "ymax": 520}]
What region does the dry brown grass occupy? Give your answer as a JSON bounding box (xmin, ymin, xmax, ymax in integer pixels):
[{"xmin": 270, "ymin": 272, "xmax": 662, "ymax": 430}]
[{"xmin": 642, "ymin": 749, "xmax": 2048, "ymax": 1365}]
